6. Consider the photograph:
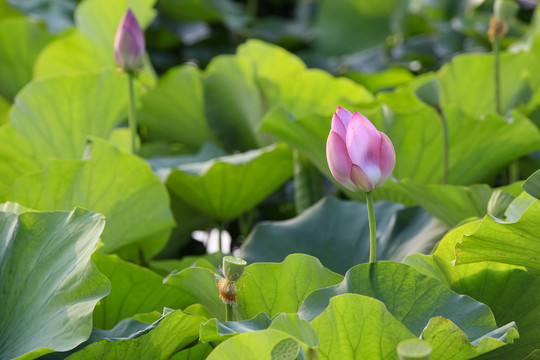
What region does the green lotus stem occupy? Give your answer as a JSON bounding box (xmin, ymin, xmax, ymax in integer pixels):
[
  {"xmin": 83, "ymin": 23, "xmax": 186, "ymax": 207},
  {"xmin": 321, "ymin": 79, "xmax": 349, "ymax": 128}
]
[
  {"xmin": 218, "ymin": 223, "xmax": 223, "ymax": 253},
  {"xmin": 366, "ymin": 191, "xmax": 377, "ymax": 263},
  {"xmin": 226, "ymin": 303, "xmax": 233, "ymax": 321},
  {"xmin": 438, "ymin": 106, "xmax": 449, "ymax": 184},
  {"xmin": 127, "ymin": 73, "xmax": 138, "ymax": 154},
  {"xmin": 493, "ymin": 37, "xmax": 501, "ymax": 115}
]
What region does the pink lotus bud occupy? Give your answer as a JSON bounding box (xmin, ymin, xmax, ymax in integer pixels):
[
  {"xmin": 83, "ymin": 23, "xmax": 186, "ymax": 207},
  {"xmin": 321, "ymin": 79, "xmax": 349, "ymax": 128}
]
[
  {"xmin": 114, "ymin": 9, "xmax": 145, "ymax": 73},
  {"xmin": 326, "ymin": 106, "xmax": 396, "ymax": 192}
]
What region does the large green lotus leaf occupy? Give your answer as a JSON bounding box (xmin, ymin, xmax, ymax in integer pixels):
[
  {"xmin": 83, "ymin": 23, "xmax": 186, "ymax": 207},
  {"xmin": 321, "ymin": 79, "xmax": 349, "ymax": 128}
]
[
  {"xmin": 166, "ymin": 143, "xmax": 293, "ymax": 221},
  {"xmin": 454, "ymin": 199, "xmax": 540, "ymax": 270},
  {"xmin": 237, "ymin": 39, "xmax": 306, "ymax": 85},
  {"xmin": 10, "ymin": 71, "xmax": 128, "ymax": 164},
  {"xmin": 203, "ymin": 55, "xmax": 262, "ymax": 151},
  {"xmin": 39, "ymin": 317, "xmax": 163, "ymax": 359},
  {"xmin": 0, "ymin": 124, "xmax": 40, "ymax": 199},
  {"xmin": 299, "ymin": 261, "xmax": 508, "ymax": 341},
  {"xmin": 0, "ymin": 18, "xmax": 53, "ymax": 100},
  {"xmin": 313, "ymin": 0, "xmax": 401, "ymax": 56},
  {"xmin": 92, "ymin": 253, "xmax": 195, "ymax": 330},
  {"xmin": 421, "ymin": 316, "xmax": 518, "ymax": 360},
  {"xmin": 138, "ymin": 65, "xmax": 215, "ymax": 147},
  {"xmin": 34, "ymin": 0, "xmax": 156, "ymax": 84},
  {"xmin": 311, "ymin": 294, "xmax": 415, "ymax": 359},
  {"xmin": 165, "ymin": 266, "xmax": 225, "ymax": 321},
  {"xmin": 385, "ymin": 181, "xmax": 493, "ymax": 227},
  {"xmin": 0, "ymin": 208, "xmax": 110, "ymax": 360},
  {"xmin": 523, "ymin": 169, "xmax": 540, "ymax": 200},
  {"xmin": 274, "ymin": 69, "xmax": 373, "ymax": 118},
  {"xmin": 206, "ymin": 329, "xmax": 301, "ymax": 360},
  {"xmin": 7, "ymin": 138, "xmax": 175, "ymax": 260},
  {"xmin": 65, "ymin": 310, "xmax": 204, "ymax": 360},
  {"xmin": 240, "ymin": 197, "xmax": 445, "ymax": 274},
  {"xmin": 438, "ymin": 50, "xmax": 539, "ymax": 118},
  {"xmin": 237, "ymin": 39, "xmax": 306, "ymax": 107},
  {"xmin": 405, "ymin": 223, "xmax": 540, "ymax": 359},
  {"xmin": 236, "ymin": 254, "xmax": 343, "ymax": 320}
]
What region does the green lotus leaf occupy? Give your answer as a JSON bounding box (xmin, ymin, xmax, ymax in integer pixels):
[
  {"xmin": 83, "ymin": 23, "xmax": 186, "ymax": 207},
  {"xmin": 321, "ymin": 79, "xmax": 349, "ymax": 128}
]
[
  {"xmin": 405, "ymin": 222, "xmax": 540, "ymax": 359},
  {"xmin": 0, "ymin": 207, "xmax": 110, "ymax": 360},
  {"xmin": 92, "ymin": 253, "xmax": 195, "ymax": 330},
  {"xmin": 65, "ymin": 310, "xmax": 204, "ymax": 360},
  {"xmin": 311, "ymin": 294, "xmax": 416, "ymax": 359},
  {"xmin": 203, "ymin": 55, "xmax": 263, "ymax": 151},
  {"xmin": 240, "ymin": 197, "xmax": 445, "ymax": 274},
  {"xmin": 455, "ymin": 199, "xmax": 540, "ymax": 270},
  {"xmin": 0, "ymin": 17, "xmax": 53, "ymax": 100},
  {"xmin": 6, "ymin": 138, "xmax": 175, "ymax": 260},
  {"xmin": 236, "ymin": 254, "xmax": 343, "ymax": 320},
  {"xmin": 299, "ymin": 261, "xmax": 510, "ymax": 340},
  {"xmin": 421, "ymin": 317, "xmax": 518, "ymax": 360},
  {"xmin": 138, "ymin": 65, "xmax": 215, "ymax": 147},
  {"xmin": 10, "ymin": 71, "xmax": 129, "ymax": 163},
  {"xmin": 165, "ymin": 266, "xmax": 225, "ymax": 321},
  {"xmin": 166, "ymin": 143, "xmax": 293, "ymax": 221}
]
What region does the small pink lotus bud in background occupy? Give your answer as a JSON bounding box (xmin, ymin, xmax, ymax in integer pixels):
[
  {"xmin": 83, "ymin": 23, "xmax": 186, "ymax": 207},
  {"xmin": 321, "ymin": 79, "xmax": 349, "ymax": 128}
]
[
  {"xmin": 114, "ymin": 9, "xmax": 145, "ymax": 73},
  {"xmin": 326, "ymin": 106, "xmax": 396, "ymax": 193}
]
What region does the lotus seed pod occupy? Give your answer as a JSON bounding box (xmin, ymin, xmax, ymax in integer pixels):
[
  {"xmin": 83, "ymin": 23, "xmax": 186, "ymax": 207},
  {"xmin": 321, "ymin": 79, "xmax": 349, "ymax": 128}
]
[{"xmin": 223, "ymin": 256, "xmax": 247, "ymax": 282}]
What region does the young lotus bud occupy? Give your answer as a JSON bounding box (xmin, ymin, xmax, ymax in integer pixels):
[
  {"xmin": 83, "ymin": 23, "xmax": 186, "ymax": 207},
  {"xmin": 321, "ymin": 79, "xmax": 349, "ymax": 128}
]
[
  {"xmin": 326, "ymin": 106, "xmax": 396, "ymax": 193},
  {"xmin": 114, "ymin": 9, "xmax": 145, "ymax": 73}
]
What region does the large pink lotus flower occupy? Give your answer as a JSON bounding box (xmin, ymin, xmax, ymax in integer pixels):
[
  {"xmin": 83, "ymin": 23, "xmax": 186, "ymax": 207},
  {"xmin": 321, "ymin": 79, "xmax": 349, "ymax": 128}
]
[
  {"xmin": 326, "ymin": 106, "xmax": 396, "ymax": 192},
  {"xmin": 114, "ymin": 9, "xmax": 145, "ymax": 73}
]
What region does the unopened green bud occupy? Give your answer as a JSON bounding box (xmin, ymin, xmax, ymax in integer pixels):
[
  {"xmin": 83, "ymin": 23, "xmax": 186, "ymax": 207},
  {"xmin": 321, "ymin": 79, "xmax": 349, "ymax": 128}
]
[
  {"xmin": 397, "ymin": 339, "xmax": 432, "ymax": 360},
  {"xmin": 222, "ymin": 256, "xmax": 247, "ymax": 282}
]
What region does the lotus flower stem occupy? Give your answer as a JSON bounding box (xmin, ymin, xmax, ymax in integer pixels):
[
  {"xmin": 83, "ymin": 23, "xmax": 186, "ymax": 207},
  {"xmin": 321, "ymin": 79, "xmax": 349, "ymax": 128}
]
[
  {"xmin": 127, "ymin": 73, "xmax": 138, "ymax": 154},
  {"xmin": 218, "ymin": 223, "xmax": 223, "ymax": 253},
  {"xmin": 366, "ymin": 191, "xmax": 377, "ymax": 263}
]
